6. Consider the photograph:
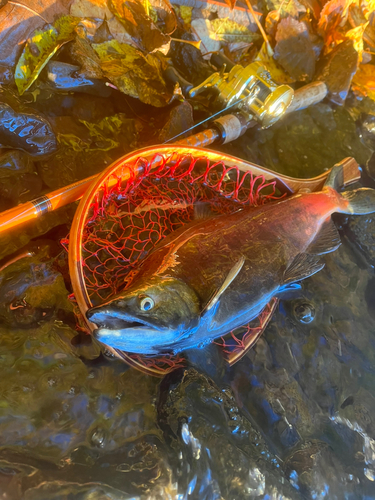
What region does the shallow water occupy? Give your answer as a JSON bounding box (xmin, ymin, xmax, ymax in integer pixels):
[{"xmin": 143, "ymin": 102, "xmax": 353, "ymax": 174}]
[{"xmin": 0, "ymin": 81, "xmax": 375, "ymax": 499}]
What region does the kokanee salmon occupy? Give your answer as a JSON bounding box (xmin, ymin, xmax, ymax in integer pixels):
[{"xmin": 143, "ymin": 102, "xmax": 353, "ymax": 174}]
[{"xmin": 87, "ymin": 165, "xmax": 375, "ymax": 355}]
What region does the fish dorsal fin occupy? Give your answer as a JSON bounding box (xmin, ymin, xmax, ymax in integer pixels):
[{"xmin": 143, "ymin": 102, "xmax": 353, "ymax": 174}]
[
  {"xmin": 283, "ymin": 253, "xmax": 324, "ymax": 285},
  {"xmin": 307, "ymin": 219, "xmax": 341, "ymax": 255},
  {"xmin": 203, "ymin": 255, "xmax": 246, "ymax": 313}
]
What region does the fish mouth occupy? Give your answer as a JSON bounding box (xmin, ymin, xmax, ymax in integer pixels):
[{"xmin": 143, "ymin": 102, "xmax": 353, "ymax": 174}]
[
  {"xmin": 86, "ymin": 305, "xmax": 178, "ymax": 354},
  {"xmin": 86, "ymin": 306, "xmax": 159, "ymax": 332}
]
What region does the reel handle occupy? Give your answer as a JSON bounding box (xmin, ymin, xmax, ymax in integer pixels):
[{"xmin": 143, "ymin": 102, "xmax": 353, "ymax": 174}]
[
  {"xmin": 210, "ymin": 52, "xmax": 235, "ymax": 72},
  {"xmin": 164, "ymin": 67, "xmax": 194, "ymax": 97}
]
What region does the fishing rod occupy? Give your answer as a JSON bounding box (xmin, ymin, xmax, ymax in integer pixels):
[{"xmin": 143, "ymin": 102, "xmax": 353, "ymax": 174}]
[{"xmin": 0, "ymin": 58, "xmax": 331, "ymax": 236}]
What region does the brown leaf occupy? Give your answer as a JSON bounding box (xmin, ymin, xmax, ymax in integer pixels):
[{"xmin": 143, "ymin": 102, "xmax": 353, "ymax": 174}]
[
  {"xmin": 274, "ymin": 17, "xmax": 316, "ymax": 81},
  {"xmin": 316, "ymin": 39, "xmax": 358, "ymax": 104},
  {"xmin": 298, "ymin": 0, "xmax": 322, "ymax": 19},
  {"xmin": 109, "ymin": 0, "xmax": 170, "ymax": 53},
  {"xmin": 70, "ymin": 27, "xmax": 104, "ymax": 79},
  {"xmin": 349, "ymin": 4, "xmax": 375, "ymax": 47},
  {"xmin": 318, "ymin": 0, "xmax": 357, "ymax": 47},
  {"xmin": 0, "ymin": 0, "xmax": 72, "ymax": 68},
  {"xmin": 93, "ymin": 39, "xmax": 172, "ymax": 107},
  {"xmin": 265, "ymin": 10, "xmax": 280, "ymax": 38},
  {"xmin": 148, "ymin": 0, "xmax": 176, "ymax": 35}
]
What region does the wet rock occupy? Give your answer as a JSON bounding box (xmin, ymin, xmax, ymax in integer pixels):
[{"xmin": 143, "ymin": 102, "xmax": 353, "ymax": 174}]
[
  {"xmin": 24, "ymin": 481, "xmax": 131, "ymax": 500},
  {"xmin": 0, "ymin": 203, "xmax": 76, "ymax": 262},
  {"xmin": 0, "ymin": 150, "xmax": 42, "ymax": 209},
  {"xmin": 0, "ymin": 64, "xmax": 14, "ymax": 85},
  {"xmin": 0, "ymin": 102, "xmax": 57, "ymax": 157},
  {"xmin": 316, "ymin": 40, "xmax": 358, "ymax": 106},
  {"xmin": 0, "ymin": 251, "xmax": 73, "ymax": 328},
  {"xmin": 38, "ymin": 114, "xmax": 138, "ymax": 189},
  {"xmin": 359, "ymin": 115, "xmax": 375, "ymax": 151},
  {"xmin": 158, "ymin": 101, "xmax": 194, "ymax": 142},
  {"xmin": 344, "ymin": 214, "xmax": 375, "ymax": 266},
  {"xmin": 45, "ymin": 61, "xmax": 111, "ymax": 98},
  {"xmin": 158, "ymin": 368, "xmax": 302, "ymax": 499},
  {"xmin": 285, "ymin": 440, "xmax": 363, "ymax": 499},
  {"xmin": 230, "ymin": 241, "xmax": 375, "ymax": 498}
]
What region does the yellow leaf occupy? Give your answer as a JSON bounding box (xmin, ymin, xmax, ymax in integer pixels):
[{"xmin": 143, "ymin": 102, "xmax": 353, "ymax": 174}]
[
  {"xmin": 361, "ymin": 0, "xmax": 375, "ymax": 19},
  {"xmin": 352, "ymin": 63, "xmax": 375, "ymax": 100},
  {"xmin": 92, "ymin": 39, "xmax": 171, "ymax": 107},
  {"xmin": 180, "ymin": 5, "xmax": 192, "ymax": 27},
  {"xmin": 346, "ymin": 22, "xmax": 369, "ymax": 61}
]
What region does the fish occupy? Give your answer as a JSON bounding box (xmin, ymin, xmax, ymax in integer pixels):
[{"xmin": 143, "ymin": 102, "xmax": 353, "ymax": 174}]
[{"xmin": 86, "ymin": 165, "xmax": 375, "ymax": 355}]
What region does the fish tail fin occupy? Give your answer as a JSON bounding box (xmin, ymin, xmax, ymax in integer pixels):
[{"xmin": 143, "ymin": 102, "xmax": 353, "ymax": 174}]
[
  {"xmin": 341, "ymin": 189, "xmax": 375, "ymax": 215},
  {"xmin": 324, "ymin": 165, "xmax": 375, "ymax": 215}
]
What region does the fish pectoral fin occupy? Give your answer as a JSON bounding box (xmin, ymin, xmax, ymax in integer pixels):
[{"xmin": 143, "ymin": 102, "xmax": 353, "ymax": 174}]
[
  {"xmin": 194, "ymin": 202, "xmax": 215, "ymax": 220},
  {"xmin": 275, "ymin": 282, "xmax": 302, "ymax": 300},
  {"xmin": 283, "ymin": 253, "xmax": 324, "ymax": 285},
  {"xmin": 307, "ymin": 219, "xmax": 341, "ymax": 255},
  {"xmin": 202, "ymin": 255, "xmax": 246, "ymax": 314}
]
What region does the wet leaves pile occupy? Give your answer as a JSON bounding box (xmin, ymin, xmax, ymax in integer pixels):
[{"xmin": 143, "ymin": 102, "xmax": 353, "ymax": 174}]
[{"xmin": 0, "ymin": 0, "xmax": 375, "ymax": 498}]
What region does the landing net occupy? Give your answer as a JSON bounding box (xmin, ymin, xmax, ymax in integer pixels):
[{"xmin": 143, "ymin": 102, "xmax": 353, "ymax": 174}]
[{"xmin": 69, "ymin": 148, "xmax": 282, "ymax": 375}]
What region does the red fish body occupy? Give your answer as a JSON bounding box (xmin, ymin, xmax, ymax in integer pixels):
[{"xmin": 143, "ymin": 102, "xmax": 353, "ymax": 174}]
[{"xmin": 87, "ymin": 168, "xmax": 375, "ymax": 355}]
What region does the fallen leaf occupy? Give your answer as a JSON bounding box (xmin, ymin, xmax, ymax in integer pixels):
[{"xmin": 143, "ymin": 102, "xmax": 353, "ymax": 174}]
[
  {"xmin": 345, "ymin": 21, "xmax": 368, "ymax": 60},
  {"xmin": 191, "ymin": 19, "xmax": 221, "ymax": 58},
  {"xmin": 361, "ymin": 0, "xmax": 375, "ymax": 18},
  {"xmin": 180, "ymin": 5, "xmax": 193, "ymax": 27},
  {"xmin": 316, "ymin": 39, "xmax": 358, "ymax": 104},
  {"xmin": 352, "ymin": 63, "xmax": 375, "ymax": 101},
  {"xmin": 39, "ymin": 113, "xmax": 138, "ymax": 189},
  {"xmin": 15, "ymin": 15, "xmax": 80, "ymax": 95},
  {"xmin": 256, "ymin": 42, "xmax": 296, "ymax": 84},
  {"xmin": 210, "ymin": 18, "xmax": 262, "ymax": 43},
  {"xmin": 274, "ymin": 17, "xmax": 316, "ymax": 81},
  {"xmin": 70, "ymin": 26, "xmax": 104, "ymax": 79},
  {"xmin": 266, "ymin": 0, "xmax": 307, "ymax": 17},
  {"xmin": 92, "ymin": 39, "xmax": 171, "ymax": 106},
  {"xmin": 318, "ymin": 0, "xmax": 357, "ymax": 47},
  {"xmin": 265, "ymin": 10, "xmax": 280, "ymax": 37},
  {"xmin": 109, "ymin": 0, "xmax": 170, "ymax": 53},
  {"xmin": 0, "ymin": 0, "xmax": 72, "ymax": 68},
  {"xmin": 70, "ymin": 0, "xmax": 111, "ymax": 17},
  {"xmin": 298, "ymin": 0, "xmax": 321, "ymax": 18},
  {"xmin": 148, "ymin": 0, "xmax": 176, "ymax": 35},
  {"xmin": 348, "ymin": 4, "xmax": 375, "ymax": 47},
  {"xmin": 70, "ymin": 0, "xmax": 135, "ymax": 44}
]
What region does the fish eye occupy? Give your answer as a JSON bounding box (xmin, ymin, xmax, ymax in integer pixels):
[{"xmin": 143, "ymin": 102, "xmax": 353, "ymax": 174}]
[{"xmin": 139, "ymin": 296, "xmax": 154, "ymax": 312}]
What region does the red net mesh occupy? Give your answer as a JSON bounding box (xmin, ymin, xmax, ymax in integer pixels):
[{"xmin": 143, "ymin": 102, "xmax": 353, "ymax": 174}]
[{"xmin": 77, "ymin": 152, "xmax": 282, "ymax": 373}]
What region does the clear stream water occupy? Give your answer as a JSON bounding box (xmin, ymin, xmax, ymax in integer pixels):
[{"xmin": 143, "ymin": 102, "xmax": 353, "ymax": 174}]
[{"xmin": 0, "ymin": 81, "xmax": 375, "ymax": 499}]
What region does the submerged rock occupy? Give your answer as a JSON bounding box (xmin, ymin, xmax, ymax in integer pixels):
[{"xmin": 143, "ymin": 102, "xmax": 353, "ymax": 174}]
[
  {"xmin": 158, "ymin": 368, "xmax": 302, "ymax": 499},
  {"xmin": 0, "ymin": 102, "xmax": 57, "ymax": 157}
]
